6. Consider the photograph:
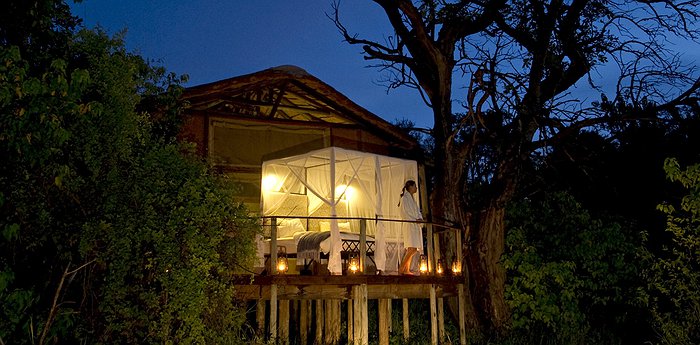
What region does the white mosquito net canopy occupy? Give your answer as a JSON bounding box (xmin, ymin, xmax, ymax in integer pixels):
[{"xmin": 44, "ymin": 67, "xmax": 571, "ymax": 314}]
[{"xmin": 261, "ymin": 146, "xmax": 419, "ymax": 275}]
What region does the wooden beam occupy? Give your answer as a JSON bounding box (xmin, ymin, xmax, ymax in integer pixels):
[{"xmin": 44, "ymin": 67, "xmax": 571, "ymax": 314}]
[
  {"xmin": 234, "ymin": 281, "xmax": 458, "ymax": 300},
  {"xmin": 427, "ymin": 223, "xmax": 435, "ymax": 274},
  {"xmin": 347, "ymin": 299, "xmax": 354, "ymax": 343},
  {"xmin": 388, "ymin": 300, "xmax": 393, "ymax": 334},
  {"xmin": 279, "ymin": 300, "xmax": 289, "ymax": 344},
  {"xmin": 270, "ymin": 285, "xmax": 278, "ymax": 342},
  {"xmin": 270, "ymin": 219, "xmax": 278, "ymax": 274},
  {"xmin": 315, "ymin": 300, "xmax": 323, "ymax": 345},
  {"xmin": 458, "ymin": 284, "xmax": 467, "ymax": 345},
  {"xmin": 300, "ymin": 300, "xmax": 309, "ymax": 345},
  {"xmin": 402, "ymin": 299, "xmax": 410, "ymax": 342},
  {"xmin": 438, "ymin": 298, "xmax": 445, "ymax": 343},
  {"xmin": 352, "ymin": 285, "xmax": 362, "ymax": 345},
  {"xmin": 325, "ymin": 300, "xmax": 340, "ymax": 345},
  {"xmin": 361, "ymin": 284, "xmax": 368, "ymax": 345},
  {"xmin": 430, "ymin": 285, "xmax": 438, "ymax": 345},
  {"xmin": 379, "ymin": 299, "xmax": 390, "ymax": 345},
  {"xmin": 360, "ymin": 219, "xmax": 367, "ymax": 273},
  {"xmin": 256, "ymin": 300, "xmax": 265, "ymax": 337}
]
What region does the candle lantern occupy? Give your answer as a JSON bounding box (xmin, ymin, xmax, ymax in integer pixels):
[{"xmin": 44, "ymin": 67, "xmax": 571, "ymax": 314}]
[
  {"xmin": 348, "ymin": 253, "xmax": 360, "ymax": 274},
  {"xmin": 436, "ymin": 259, "xmax": 444, "ymax": 276},
  {"xmin": 451, "ymin": 257, "xmax": 461, "ymax": 275},
  {"xmin": 419, "ymin": 254, "xmax": 428, "ymax": 275},
  {"xmin": 277, "ymin": 247, "xmax": 289, "ymax": 274}
]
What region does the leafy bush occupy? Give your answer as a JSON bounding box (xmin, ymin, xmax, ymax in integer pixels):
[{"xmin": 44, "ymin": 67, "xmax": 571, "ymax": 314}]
[
  {"xmin": 504, "ymin": 192, "xmax": 640, "ymax": 343},
  {"xmin": 0, "ymin": 12, "xmax": 257, "ymax": 345},
  {"xmin": 640, "ymin": 158, "xmax": 700, "ymax": 345}
]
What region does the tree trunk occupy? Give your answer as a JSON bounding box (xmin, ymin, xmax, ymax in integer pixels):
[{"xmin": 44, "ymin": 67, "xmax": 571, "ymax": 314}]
[{"xmin": 467, "ymin": 205, "xmax": 508, "ymax": 332}]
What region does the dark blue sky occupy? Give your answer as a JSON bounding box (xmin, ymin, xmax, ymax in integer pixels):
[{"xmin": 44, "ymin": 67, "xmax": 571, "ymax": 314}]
[{"xmin": 70, "ymin": 1, "xmax": 435, "ymax": 128}]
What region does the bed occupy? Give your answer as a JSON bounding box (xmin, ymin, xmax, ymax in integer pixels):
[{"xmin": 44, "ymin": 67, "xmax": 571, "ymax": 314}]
[{"xmin": 258, "ymin": 219, "xmax": 378, "ymax": 273}]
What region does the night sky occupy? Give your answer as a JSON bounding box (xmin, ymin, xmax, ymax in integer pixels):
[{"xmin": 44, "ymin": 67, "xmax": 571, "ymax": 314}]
[
  {"xmin": 70, "ymin": 1, "xmax": 700, "ymax": 131},
  {"xmin": 70, "ymin": 0, "xmax": 435, "ymax": 129}
]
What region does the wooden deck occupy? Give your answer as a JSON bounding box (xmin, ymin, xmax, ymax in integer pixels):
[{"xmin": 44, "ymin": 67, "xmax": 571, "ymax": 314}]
[
  {"xmin": 233, "ymin": 274, "xmax": 463, "ymax": 300},
  {"xmin": 235, "ymin": 274, "xmax": 468, "ymax": 345}
]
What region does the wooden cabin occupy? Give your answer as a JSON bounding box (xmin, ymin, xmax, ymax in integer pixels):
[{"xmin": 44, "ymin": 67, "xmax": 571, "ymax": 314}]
[{"xmin": 179, "ymin": 66, "xmax": 468, "ymax": 345}]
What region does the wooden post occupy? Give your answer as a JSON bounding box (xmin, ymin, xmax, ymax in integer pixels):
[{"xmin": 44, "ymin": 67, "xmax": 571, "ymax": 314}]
[
  {"xmin": 353, "ymin": 285, "xmax": 368, "ymax": 345},
  {"xmin": 430, "ymin": 285, "xmax": 438, "ymax": 345},
  {"xmin": 315, "ymin": 300, "xmax": 323, "ymax": 345},
  {"xmin": 360, "ymin": 219, "xmax": 367, "ymax": 273},
  {"xmin": 270, "ymin": 285, "xmax": 278, "ymax": 342},
  {"xmin": 455, "ymin": 228, "xmax": 463, "ymax": 274},
  {"xmin": 433, "ymin": 232, "xmax": 441, "ymax": 275},
  {"xmin": 379, "ymin": 299, "xmax": 390, "ymax": 345},
  {"xmin": 361, "ymin": 284, "xmax": 368, "ymax": 344},
  {"xmin": 256, "ymin": 300, "xmax": 266, "ymax": 337},
  {"xmin": 325, "ymin": 300, "xmax": 341, "ymax": 345},
  {"xmin": 279, "ymin": 300, "xmax": 289, "ymax": 344},
  {"xmin": 347, "ymin": 299, "xmax": 354, "ymax": 343},
  {"xmin": 333, "ymin": 300, "xmax": 341, "ymax": 344},
  {"xmin": 300, "ymin": 300, "xmax": 309, "ymax": 345},
  {"xmin": 438, "ymin": 298, "xmax": 445, "ymax": 343},
  {"xmin": 426, "ymin": 223, "xmax": 434, "ymax": 273},
  {"xmin": 458, "ymin": 284, "xmax": 467, "ymax": 345},
  {"xmin": 402, "ymin": 298, "xmax": 410, "ymax": 342},
  {"xmin": 271, "ymin": 218, "xmax": 278, "ymax": 274},
  {"xmin": 353, "ymin": 286, "xmax": 361, "ymax": 344},
  {"xmin": 388, "ymin": 299, "xmax": 393, "ymax": 334}
]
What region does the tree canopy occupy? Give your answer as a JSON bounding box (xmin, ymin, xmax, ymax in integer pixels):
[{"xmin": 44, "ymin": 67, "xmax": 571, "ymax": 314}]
[{"xmin": 334, "ymin": 0, "xmax": 700, "ymax": 333}]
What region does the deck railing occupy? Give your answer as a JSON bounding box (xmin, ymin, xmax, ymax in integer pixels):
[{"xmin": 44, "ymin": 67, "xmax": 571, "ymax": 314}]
[{"xmin": 260, "ymin": 216, "xmax": 463, "ymax": 277}]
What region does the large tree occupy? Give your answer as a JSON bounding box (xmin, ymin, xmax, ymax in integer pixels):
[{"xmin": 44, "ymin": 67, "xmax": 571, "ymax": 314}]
[{"xmin": 333, "ymin": 0, "xmax": 700, "ymax": 332}]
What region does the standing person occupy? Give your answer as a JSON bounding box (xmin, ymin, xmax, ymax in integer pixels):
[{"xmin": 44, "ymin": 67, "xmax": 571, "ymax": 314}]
[{"xmin": 398, "ymin": 180, "xmax": 423, "ymax": 275}]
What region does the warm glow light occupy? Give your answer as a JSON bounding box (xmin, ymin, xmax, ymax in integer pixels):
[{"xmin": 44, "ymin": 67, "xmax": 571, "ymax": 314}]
[
  {"xmin": 335, "ymin": 185, "xmax": 355, "ymax": 201},
  {"xmin": 262, "ymin": 175, "xmax": 279, "ymax": 192},
  {"xmin": 419, "ymin": 254, "xmax": 428, "ymax": 274},
  {"xmin": 436, "ymin": 259, "xmax": 444, "ymax": 276},
  {"xmin": 277, "ymin": 259, "xmax": 287, "ymax": 273},
  {"xmin": 277, "ymin": 248, "xmax": 288, "ymax": 274},
  {"xmin": 348, "ymin": 256, "xmax": 359, "ymax": 274},
  {"xmin": 451, "ymin": 258, "xmax": 461, "ymax": 275}
]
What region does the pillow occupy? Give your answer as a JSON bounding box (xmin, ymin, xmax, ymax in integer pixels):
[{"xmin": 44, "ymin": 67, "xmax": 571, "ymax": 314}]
[
  {"xmin": 319, "ymin": 221, "xmax": 351, "ymax": 232},
  {"xmin": 276, "ymin": 218, "xmax": 305, "ymax": 238}
]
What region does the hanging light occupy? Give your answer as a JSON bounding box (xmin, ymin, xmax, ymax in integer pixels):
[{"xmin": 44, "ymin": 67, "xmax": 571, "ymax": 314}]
[
  {"xmin": 451, "ymin": 257, "xmax": 461, "ymax": 275},
  {"xmin": 419, "ymin": 254, "xmax": 428, "ymax": 275},
  {"xmin": 436, "ymin": 259, "xmax": 444, "ymax": 276},
  {"xmin": 262, "ymin": 175, "xmax": 279, "ymax": 192},
  {"xmin": 335, "ymin": 184, "xmax": 355, "ymax": 201},
  {"xmin": 348, "ymin": 253, "xmax": 359, "ymax": 274},
  {"xmin": 277, "ymin": 247, "xmax": 288, "ymax": 274}
]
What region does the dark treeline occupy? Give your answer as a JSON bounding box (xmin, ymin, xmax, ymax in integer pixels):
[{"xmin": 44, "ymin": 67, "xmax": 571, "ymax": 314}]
[
  {"xmin": 501, "ymin": 103, "xmax": 700, "ymax": 343},
  {"xmin": 1, "ymin": 1, "xmax": 257, "ymax": 344}
]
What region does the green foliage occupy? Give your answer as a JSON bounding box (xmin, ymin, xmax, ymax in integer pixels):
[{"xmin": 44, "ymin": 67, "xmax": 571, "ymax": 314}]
[
  {"xmin": 0, "ymin": 4, "xmax": 258, "ymax": 343},
  {"xmin": 640, "ymin": 158, "xmax": 700, "ymax": 345},
  {"xmin": 503, "ymin": 192, "xmax": 640, "ymax": 343}
]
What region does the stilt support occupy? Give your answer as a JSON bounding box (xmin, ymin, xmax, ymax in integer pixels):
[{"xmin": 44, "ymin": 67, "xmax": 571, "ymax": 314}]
[
  {"xmin": 430, "ymin": 284, "xmax": 438, "ymax": 345},
  {"xmin": 379, "ymin": 299, "xmax": 390, "ymax": 345}
]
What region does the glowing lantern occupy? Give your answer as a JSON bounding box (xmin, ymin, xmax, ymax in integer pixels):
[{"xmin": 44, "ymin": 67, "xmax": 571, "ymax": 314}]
[
  {"xmin": 419, "ymin": 254, "xmax": 428, "ymax": 275},
  {"xmin": 451, "ymin": 258, "xmax": 461, "ymax": 275},
  {"xmin": 277, "ymin": 247, "xmax": 288, "ymax": 274},
  {"xmin": 436, "ymin": 259, "xmax": 444, "ymax": 276},
  {"xmin": 348, "ymin": 253, "xmax": 359, "ymax": 274}
]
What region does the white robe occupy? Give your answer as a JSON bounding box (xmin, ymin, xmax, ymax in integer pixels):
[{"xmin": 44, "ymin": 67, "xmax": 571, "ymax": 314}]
[{"xmin": 400, "ymin": 192, "xmax": 423, "ymax": 249}]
